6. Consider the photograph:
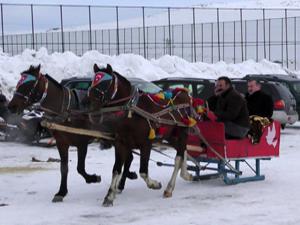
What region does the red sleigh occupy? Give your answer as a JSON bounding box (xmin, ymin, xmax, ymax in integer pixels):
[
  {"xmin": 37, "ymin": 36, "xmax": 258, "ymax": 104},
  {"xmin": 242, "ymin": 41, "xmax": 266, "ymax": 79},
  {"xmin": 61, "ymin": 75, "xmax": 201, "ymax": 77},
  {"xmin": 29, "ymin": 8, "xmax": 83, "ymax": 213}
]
[{"xmin": 185, "ymin": 120, "xmax": 280, "ymax": 184}]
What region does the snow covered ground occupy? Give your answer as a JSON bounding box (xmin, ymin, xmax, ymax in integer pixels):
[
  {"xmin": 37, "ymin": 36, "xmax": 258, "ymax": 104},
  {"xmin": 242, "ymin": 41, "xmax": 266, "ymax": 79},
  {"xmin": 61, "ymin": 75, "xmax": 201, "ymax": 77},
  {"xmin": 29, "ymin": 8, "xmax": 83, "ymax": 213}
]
[{"xmin": 0, "ymin": 122, "xmax": 300, "ymax": 225}]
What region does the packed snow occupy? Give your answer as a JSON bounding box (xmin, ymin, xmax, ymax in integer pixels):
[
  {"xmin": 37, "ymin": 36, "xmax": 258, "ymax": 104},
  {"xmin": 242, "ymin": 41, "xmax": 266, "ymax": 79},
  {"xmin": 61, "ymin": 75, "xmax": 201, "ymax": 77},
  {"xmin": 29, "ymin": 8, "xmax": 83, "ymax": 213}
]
[
  {"xmin": 0, "ymin": 123, "xmax": 300, "ymax": 225},
  {"xmin": 0, "ymin": 47, "xmax": 296, "ymax": 98}
]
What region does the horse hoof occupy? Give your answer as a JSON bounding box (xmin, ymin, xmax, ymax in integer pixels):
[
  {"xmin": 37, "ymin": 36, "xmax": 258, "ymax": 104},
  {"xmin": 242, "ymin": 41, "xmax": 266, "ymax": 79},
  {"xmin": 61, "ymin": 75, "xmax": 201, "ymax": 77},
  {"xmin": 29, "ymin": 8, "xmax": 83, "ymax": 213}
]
[
  {"xmin": 163, "ymin": 191, "xmax": 172, "ymax": 198},
  {"xmin": 116, "ymin": 188, "xmax": 123, "ymax": 194},
  {"xmin": 102, "ymin": 199, "xmax": 113, "ymax": 207},
  {"xmin": 96, "ymin": 175, "xmax": 101, "ymax": 183},
  {"xmin": 149, "ymin": 182, "xmax": 162, "ymax": 190},
  {"xmin": 52, "ymin": 195, "xmax": 64, "ymax": 202},
  {"xmin": 127, "ymin": 171, "xmax": 138, "ymax": 180},
  {"xmin": 181, "ymin": 173, "xmax": 193, "ymax": 181},
  {"xmin": 86, "ymin": 174, "xmax": 101, "ymax": 184}
]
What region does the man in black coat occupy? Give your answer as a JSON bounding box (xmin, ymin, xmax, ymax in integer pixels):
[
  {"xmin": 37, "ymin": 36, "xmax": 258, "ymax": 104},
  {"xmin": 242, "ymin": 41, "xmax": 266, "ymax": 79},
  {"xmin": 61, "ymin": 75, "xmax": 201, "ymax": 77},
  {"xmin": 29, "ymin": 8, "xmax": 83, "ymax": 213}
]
[
  {"xmin": 245, "ymin": 79, "xmax": 273, "ymax": 119},
  {"xmin": 245, "ymin": 79, "xmax": 274, "ymax": 144},
  {"xmin": 207, "ymin": 76, "xmax": 250, "ymax": 139}
]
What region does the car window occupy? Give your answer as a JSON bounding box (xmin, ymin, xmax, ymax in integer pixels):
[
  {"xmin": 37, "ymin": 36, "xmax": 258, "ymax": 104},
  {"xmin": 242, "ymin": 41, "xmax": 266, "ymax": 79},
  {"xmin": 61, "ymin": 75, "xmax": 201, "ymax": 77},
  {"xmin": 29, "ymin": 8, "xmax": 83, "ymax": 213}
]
[
  {"xmin": 66, "ymin": 81, "xmax": 91, "ymax": 90},
  {"xmin": 291, "ymin": 81, "xmax": 300, "ymax": 94},
  {"xmin": 130, "ymin": 80, "xmax": 162, "ymax": 94},
  {"xmin": 167, "ymin": 83, "xmax": 193, "ymax": 95},
  {"xmin": 196, "ymin": 84, "xmax": 205, "ymax": 96}
]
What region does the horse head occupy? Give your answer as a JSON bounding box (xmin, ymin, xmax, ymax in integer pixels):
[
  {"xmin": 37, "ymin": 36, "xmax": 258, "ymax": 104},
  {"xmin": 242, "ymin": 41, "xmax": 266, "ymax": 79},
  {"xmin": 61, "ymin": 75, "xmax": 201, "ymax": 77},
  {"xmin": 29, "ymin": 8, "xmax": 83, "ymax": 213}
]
[
  {"xmin": 8, "ymin": 64, "xmax": 47, "ymax": 113},
  {"xmin": 88, "ymin": 63, "xmax": 131, "ymax": 111}
]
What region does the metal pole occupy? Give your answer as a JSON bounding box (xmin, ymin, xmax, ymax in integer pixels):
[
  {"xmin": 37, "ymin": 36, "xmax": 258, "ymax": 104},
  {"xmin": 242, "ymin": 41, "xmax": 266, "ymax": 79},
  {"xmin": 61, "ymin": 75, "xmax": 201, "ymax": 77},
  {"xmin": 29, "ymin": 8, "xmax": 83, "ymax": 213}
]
[
  {"xmin": 154, "ymin": 26, "xmax": 157, "ymax": 59},
  {"xmin": 211, "ymin": 22, "xmax": 213, "ymax": 63},
  {"xmin": 124, "ymin": 28, "xmax": 126, "ymax": 53},
  {"xmin": 193, "ymin": 7, "xmax": 197, "ymax": 62},
  {"xmin": 240, "ymin": 8, "xmax": 244, "ymax": 62},
  {"xmin": 285, "ymin": 9, "xmax": 289, "ymax": 68},
  {"xmin": 263, "ymin": 9, "xmax": 266, "ymax": 59},
  {"xmin": 234, "ymin": 21, "xmax": 236, "ymax": 63},
  {"xmin": 201, "ymin": 23, "xmax": 203, "ymax": 62},
  {"xmin": 60, "ymin": 5, "xmax": 64, "ymax": 52},
  {"xmin": 294, "ymin": 17, "xmax": 297, "ymax": 70},
  {"xmin": 256, "ymin": 19, "xmax": 258, "ymax": 62},
  {"xmin": 168, "ymin": 7, "xmax": 171, "ymax": 55},
  {"xmin": 142, "ymin": 7, "xmax": 146, "ymax": 58},
  {"xmin": 31, "ymin": 4, "xmax": 35, "ymax": 50},
  {"xmin": 1, "ymin": 4, "xmax": 4, "ymax": 52},
  {"xmin": 88, "ymin": 6, "xmax": 92, "ymax": 50},
  {"xmin": 222, "ymin": 21, "xmax": 225, "ymax": 61},
  {"xmin": 101, "ymin": 29, "xmax": 104, "ymax": 53},
  {"xmin": 269, "ymin": 19, "xmax": 271, "ymax": 61},
  {"xmin": 130, "ymin": 27, "xmax": 133, "ymax": 53},
  {"xmin": 191, "ymin": 24, "xmax": 193, "ymax": 62},
  {"xmin": 181, "ymin": 24, "xmax": 184, "ymax": 58},
  {"xmin": 108, "ymin": 29, "xmax": 111, "ymax": 55},
  {"xmin": 217, "ymin": 8, "xmax": 220, "ymax": 62},
  {"xmin": 116, "ymin": 6, "xmax": 120, "ymax": 55},
  {"xmin": 281, "ymin": 18, "xmax": 284, "ymax": 66},
  {"xmin": 245, "ymin": 20, "xmax": 247, "ymax": 60}
]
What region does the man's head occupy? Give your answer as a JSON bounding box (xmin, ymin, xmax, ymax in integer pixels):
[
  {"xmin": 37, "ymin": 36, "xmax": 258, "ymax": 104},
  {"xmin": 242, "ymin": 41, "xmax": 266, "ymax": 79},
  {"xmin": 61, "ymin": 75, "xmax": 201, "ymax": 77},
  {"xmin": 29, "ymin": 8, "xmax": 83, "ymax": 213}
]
[
  {"xmin": 214, "ymin": 76, "xmax": 232, "ymax": 96},
  {"xmin": 247, "ymin": 79, "xmax": 261, "ymax": 95}
]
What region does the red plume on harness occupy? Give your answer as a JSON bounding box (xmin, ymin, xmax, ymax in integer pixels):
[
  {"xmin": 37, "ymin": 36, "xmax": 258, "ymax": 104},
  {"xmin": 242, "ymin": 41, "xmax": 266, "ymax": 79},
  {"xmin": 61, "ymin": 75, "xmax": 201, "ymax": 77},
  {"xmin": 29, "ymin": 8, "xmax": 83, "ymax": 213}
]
[{"xmin": 92, "ymin": 72, "xmax": 106, "ymax": 87}]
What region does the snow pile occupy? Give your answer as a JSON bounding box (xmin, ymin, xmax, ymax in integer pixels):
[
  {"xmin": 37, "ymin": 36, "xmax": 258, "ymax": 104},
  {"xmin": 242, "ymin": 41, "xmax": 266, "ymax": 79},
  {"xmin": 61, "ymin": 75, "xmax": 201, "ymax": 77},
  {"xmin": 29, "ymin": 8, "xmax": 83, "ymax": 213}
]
[
  {"xmin": 208, "ymin": 0, "xmax": 300, "ymax": 8},
  {"xmin": 0, "ymin": 47, "xmax": 295, "ymax": 97}
]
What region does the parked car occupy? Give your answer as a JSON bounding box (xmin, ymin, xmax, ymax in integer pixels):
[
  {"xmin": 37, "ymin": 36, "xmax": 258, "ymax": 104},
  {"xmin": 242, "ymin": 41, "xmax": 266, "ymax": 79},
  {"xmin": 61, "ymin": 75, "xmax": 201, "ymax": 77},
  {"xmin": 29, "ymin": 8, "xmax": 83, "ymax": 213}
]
[
  {"xmin": 153, "ymin": 77, "xmax": 299, "ymax": 127},
  {"xmin": 61, "ymin": 76, "xmax": 162, "ymax": 94},
  {"xmin": 242, "ymin": 74, "xmax": 300, "ymax": 119}
]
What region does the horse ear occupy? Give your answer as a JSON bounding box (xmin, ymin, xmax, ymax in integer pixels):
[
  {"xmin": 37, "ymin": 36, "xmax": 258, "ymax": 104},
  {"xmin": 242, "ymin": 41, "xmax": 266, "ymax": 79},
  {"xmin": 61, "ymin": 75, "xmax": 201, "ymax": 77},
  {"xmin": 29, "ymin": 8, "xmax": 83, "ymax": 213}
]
[
  {"xmin": 93, "ymin": 64, "xmax": 100, "ymax": 73},
  {"xmin": 106, "ymin": 64, "xmax": 113, "ymax": 73},
  {"xmin": 36, "ymin": 64, "xmax": 41, "ymax": 72}
]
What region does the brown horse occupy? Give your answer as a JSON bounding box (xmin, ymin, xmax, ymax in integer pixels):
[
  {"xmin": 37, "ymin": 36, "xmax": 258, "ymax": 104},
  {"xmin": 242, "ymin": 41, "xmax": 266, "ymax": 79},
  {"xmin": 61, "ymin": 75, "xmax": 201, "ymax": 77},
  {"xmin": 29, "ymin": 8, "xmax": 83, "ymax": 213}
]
[
  {"xmin": 88, "ymin": 64, "xmax": 193, "ymax": 207},
  {"xmin": 7, "ymin": 65, "xmax": 136, "ymax": 202}
]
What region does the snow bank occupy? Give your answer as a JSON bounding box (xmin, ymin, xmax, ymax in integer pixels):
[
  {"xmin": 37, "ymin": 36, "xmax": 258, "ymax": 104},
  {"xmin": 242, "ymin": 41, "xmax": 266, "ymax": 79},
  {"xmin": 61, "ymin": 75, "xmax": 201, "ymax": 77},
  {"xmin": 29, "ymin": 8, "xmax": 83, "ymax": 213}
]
[{"xmin": 0, "ymin": 47, "xmax": 296, "ymax": 98}]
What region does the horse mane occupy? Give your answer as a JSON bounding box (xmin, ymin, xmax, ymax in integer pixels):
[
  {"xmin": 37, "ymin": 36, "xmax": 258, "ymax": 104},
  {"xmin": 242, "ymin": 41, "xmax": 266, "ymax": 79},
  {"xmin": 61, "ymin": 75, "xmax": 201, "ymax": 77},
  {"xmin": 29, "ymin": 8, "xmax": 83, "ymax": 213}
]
[
  {"xmin": 45, "ymin": 74, "xmax": 63, "ymax": 89},
  {"xmin": 113, "ymin": 71, "xmax": 132, "ymax": 88}
]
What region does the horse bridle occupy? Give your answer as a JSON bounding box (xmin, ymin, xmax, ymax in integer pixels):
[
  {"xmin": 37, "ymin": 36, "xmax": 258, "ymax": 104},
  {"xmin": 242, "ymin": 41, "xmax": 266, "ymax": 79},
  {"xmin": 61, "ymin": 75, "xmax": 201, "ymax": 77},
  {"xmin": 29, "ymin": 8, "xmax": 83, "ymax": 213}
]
[
  {"xmin": 88, "ymin": 71, "xmax": 118, "ymax": 105},
  {"xmin": 14, "ymin": 73, "xmax": 48, "ymax": 106}
]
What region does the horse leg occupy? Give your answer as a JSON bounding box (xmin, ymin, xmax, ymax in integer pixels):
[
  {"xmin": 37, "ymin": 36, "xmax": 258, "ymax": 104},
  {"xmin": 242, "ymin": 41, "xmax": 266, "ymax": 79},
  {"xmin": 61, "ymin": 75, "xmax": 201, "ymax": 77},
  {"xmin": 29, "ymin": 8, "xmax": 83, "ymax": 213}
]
[
  {"xmin": 52, "ymin": 142, "xmax": 69, "ymax": 202},
  {"xmin": 139, "ymin": 143, "xmax": 162, "ymax": 190},
  {"xmin": 77, "ymin": 144, "xmax": 101, "ymax": 184},
  {"xmin": 102, "ymin": 142, "xmax": 127, "ymax": 207},
  {"xmin": 180, "ymin": 150, "xmax": 193, "ymax": 181},
  {"xmin": 117, "ymin": 151, "xmax": 137, "ymax": 193},
  {"xmin": 163, "ymin": 154, "xmax": 182, "ymax": 198}
]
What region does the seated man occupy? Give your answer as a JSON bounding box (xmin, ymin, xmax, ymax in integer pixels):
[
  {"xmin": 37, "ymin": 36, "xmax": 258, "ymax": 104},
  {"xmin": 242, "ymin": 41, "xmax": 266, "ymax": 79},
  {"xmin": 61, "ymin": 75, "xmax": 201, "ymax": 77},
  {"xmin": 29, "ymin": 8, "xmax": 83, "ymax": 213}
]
[
  {"xmin": 245, "ymin": 79, "xmax": 273, "ymax": 118},
  {"xmin": 207, "ymin": 76, "xmax": 250, "ymax": 139},
  {"xmin": 245, "ymin": 79, "xmax": 274, "ymax": 143}
]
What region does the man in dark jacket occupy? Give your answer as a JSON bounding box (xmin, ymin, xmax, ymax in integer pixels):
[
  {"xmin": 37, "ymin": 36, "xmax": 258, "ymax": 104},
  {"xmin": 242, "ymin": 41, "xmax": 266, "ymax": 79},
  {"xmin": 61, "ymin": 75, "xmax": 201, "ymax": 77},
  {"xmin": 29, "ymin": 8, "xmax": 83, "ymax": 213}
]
[
  {"xmin": 245, "ymin": 79, "xmax": 274, "ymax": 144},
  {"xmin": 207, "ymin": 76, "xmax": 250, "ymax": 139},
  {"xmin": 245, "ymin": 79, "xmax": 273, "ymax": 119}
]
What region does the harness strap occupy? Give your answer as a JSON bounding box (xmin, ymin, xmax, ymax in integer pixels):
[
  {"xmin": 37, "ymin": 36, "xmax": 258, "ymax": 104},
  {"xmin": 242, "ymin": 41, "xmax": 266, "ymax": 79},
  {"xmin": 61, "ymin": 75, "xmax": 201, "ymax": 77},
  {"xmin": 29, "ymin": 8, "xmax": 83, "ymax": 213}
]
[{"xmin": 130, "ymin": 105, "xmax": 188, "ymax": 127}]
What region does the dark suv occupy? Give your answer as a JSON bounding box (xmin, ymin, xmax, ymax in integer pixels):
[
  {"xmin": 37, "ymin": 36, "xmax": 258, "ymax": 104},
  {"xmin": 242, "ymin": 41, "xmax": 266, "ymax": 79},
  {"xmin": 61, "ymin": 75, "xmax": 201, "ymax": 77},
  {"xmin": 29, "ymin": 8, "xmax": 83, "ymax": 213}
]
[
  {"xmin": 243, "ymin": 74, "xmax": 300, "ymax": 119},
  {"xmin": 153, "ymin": 77, "xmax": 298, "ymax": 127}
]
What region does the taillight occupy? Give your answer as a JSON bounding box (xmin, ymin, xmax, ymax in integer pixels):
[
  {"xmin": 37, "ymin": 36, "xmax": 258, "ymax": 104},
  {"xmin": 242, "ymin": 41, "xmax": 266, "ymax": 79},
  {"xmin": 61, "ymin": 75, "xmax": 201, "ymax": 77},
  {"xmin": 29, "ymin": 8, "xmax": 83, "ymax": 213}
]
[{"xmin": 274, "ymin": 100, "xmax": 285, "ymax": 110}]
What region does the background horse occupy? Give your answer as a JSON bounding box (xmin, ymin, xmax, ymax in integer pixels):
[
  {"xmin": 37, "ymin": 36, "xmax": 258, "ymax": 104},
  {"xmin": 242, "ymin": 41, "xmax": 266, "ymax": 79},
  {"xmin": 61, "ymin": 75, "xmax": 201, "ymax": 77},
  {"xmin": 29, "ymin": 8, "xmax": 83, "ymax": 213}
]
[
  {"xmin": 8, "ymin": 65, "xmax": 136, "ymax": 202},
  {"xmin": 88, "ymin": 64, "xmax": 193, "ymax": 207}
]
